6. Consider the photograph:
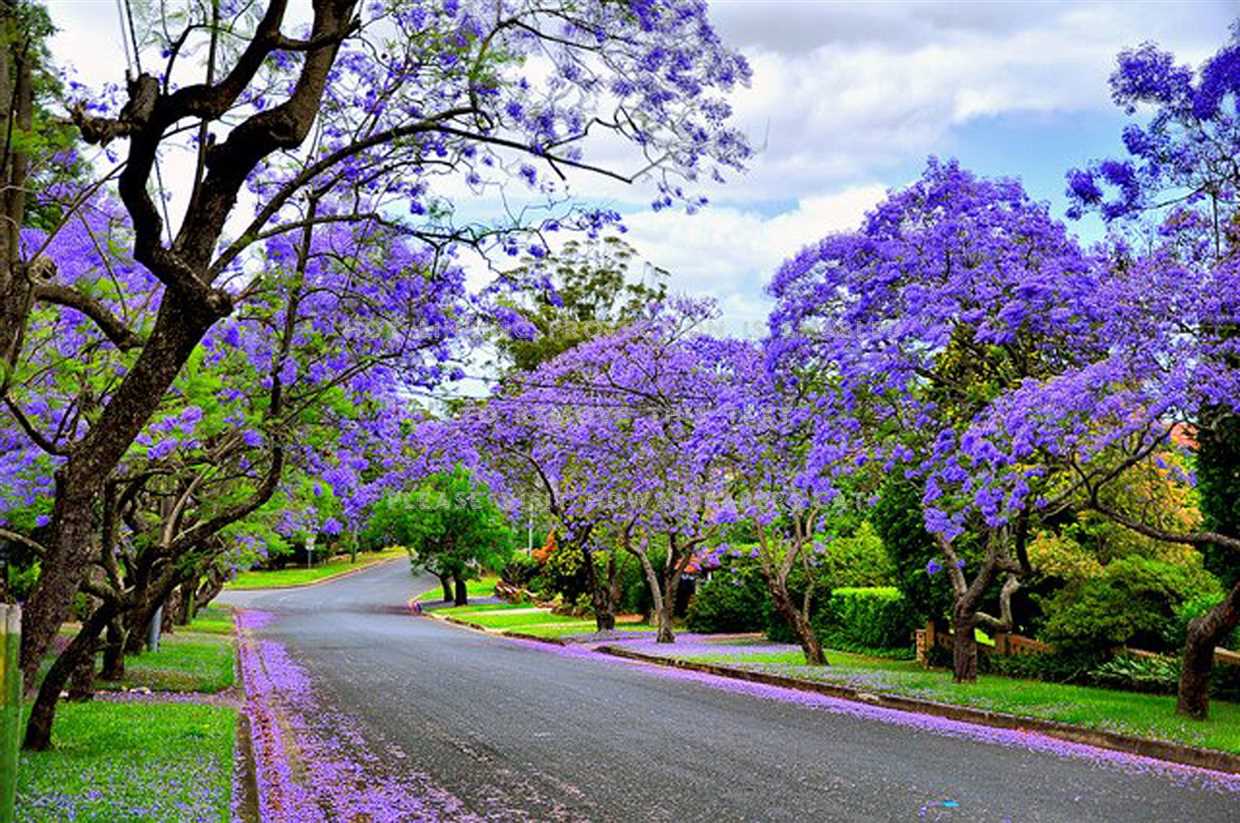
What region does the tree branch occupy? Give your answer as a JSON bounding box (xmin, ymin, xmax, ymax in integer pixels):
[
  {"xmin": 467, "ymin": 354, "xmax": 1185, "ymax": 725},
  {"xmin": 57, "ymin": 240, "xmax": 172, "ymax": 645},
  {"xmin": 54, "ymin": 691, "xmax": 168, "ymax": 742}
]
[{"xmin": 34, "ymin": 285, "xmax": 144, "ymax": 350}]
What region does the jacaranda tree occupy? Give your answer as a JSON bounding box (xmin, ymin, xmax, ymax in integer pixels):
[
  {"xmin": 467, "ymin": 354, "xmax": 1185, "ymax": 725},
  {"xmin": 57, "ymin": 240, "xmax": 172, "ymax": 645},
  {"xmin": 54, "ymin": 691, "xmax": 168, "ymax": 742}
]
[
  {"xmin": 767, "ymin": 159, "xmax": 1103, "ymax": 682},
  {"xmin": 1053, "ymin": 26, "xmax": 1240, "ymax": 719}
]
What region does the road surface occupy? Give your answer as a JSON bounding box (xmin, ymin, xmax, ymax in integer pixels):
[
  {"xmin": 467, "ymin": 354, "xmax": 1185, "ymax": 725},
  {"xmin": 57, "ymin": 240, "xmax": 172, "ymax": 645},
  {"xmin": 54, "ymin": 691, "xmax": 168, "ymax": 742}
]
[{"xmin": 220, "ymin": 560, "xmax": 1239, "ymax": 822}]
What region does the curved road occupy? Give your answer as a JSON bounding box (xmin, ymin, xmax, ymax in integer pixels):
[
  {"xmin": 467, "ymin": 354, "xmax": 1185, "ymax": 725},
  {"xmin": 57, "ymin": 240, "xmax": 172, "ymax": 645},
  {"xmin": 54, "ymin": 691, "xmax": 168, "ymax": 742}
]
[{"xmin": 221, "ymin": 560, "xmax": 1239, "ymax": 822}]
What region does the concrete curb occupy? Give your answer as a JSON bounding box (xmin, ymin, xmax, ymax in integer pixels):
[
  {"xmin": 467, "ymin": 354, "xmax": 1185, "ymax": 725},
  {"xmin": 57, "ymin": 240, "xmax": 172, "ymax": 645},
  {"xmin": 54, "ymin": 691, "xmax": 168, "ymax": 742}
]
[
  {"xmin": 595, "ymin": 645, "xmax": 1240, "ymax": 776},
  {"xmin": 230, "ymin": 609, "xmax": 261, "ymax": 823},
  {"xmin": 225, "ymin": 556, "xmax": 405, "ymax": 591},
  {"xmin": 233, "ymin": 713, "xmax": 261, "ymax": 823}
]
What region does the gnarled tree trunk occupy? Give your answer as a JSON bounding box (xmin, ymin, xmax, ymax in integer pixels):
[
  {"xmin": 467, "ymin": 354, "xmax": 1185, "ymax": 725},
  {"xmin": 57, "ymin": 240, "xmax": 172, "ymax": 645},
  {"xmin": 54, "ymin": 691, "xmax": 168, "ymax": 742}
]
[
  {"xmin": 100, "ymin": 618, "xmax": 127, "ymax": 681},
  {"xmin": 1177, "ymin": 582, "xmax": 1239, "ymax": 719},
  {"xmin": 24, "ymin": 604, "xmax": 114, "ymax": 750},
  {"xmin": 453, "ymin": 574, "xmax": 468, "ymax": 607}
]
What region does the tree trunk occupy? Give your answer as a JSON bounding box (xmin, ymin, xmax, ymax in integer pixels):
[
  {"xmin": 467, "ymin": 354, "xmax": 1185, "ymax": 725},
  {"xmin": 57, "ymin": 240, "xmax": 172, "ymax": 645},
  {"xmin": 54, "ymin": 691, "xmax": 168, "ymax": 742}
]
[
  {"xmin": 1177, "ymin": 581, "xmax": 1239, "ymax": 719},
  {"xmin": 453, "ymin": 575, "xmax": 468, "ymax": 607},
  {"xmin": 597, "ymin": 553, "xmax": 619, "ymax": 632},
  {"xmin": 100, "ymin": 619, "xmax": 126, "ymax": 681},
  {"xmin": 769, "ymin": 578, "xmax": 826, "ymax": 665},
  {"xmin": 632, "ymin": 550, "xmax": 672, "ymax": 643},
  {"xmin": 439, "ymin": 574, "xmax": 453, "ymax": 603},
  {"xmin": 24, "ymin": 605, "xmax": 113, "ymax": 751},
  {"xmin": 124, "ymin": 610, "xmax": 147, "ymax": 654},
  {"xmin": 194, "ymin": 567, "xmax": 227, "ymax": 611},
  {"xmin": 582, "ymin": 548, "xmax": 616, "ymax": 632},
  {"xmin": 657, "ymin": 569, "xmax": 678, "ymax": 644},
  {"xmin": 161, "ymin": 590, "xmax": 179, "ymax": 635},
  {"xmin": 952, "ymin": 604, "xmax": 979, "ymax": 684},
  {"xmin": 176, "ymin": 581, "xmax": 196, "ymax": 626},
  {"xmin": 66, "ymin": 642, "xmax": 97, "ymax": 701},
  {"xmin": 20, "ymin": 300, "xmax": 220, "ymax": 691}
]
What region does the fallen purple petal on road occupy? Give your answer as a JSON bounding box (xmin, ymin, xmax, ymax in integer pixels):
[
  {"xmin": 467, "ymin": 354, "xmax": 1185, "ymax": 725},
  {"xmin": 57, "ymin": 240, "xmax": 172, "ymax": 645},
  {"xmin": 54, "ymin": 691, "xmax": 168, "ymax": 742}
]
[{"xmin": 235, "ymin": 608, "xmax": 480, "ymax": 822}]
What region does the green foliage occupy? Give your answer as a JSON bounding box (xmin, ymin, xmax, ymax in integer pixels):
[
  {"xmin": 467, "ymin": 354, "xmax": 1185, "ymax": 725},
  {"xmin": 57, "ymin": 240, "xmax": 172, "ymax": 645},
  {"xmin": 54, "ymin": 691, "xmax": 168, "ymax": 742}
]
[
  {"xmin": 872, "ymin": 477, "xmax": 951, "ymax": 622},
  {"xmin": 819, "ymin": 521, "xmax": 895, "ymax": 587},
  {"xmin": 494, "ymin": 236, "xmax": 668, "ymax": 372},
  {"xmin": 501, "ymin": 553, "xmax": 540, "ymax": 588},
  {"xmin": 817, "ymin": 586, "xmax": 917, "ymax": 651},
  {"xmin": 1040, "ymin": 556, "xmax": 1221, "ymax": 655},
  {"xmin": 1089, "ymin": 654, "xmax": 1181, "ymax": 694},
  {"xmin": 364, "ymin": 467, "xmax": 515, "ymax": 583},
  {"xmin": 1197, "ymin": 414, "xmax": 1240, "ymax": 588},
  {"xmin": 979, "ymin": 648, "xmax": 1103, "ymax": 683},
  {"xmin": 686, "ymin": 559, "xmax": 770, "ymax": 633}
]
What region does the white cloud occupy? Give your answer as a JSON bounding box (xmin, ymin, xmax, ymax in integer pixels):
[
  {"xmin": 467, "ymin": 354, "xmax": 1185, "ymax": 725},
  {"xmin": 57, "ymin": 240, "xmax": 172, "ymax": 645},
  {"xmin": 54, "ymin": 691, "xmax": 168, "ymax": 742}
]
[
  {"xmin": 702, "ymin": 2, "xmax": 1227, "ymax": 203},
  {"xmin": 620, "ymin": 184, "xmax": 888, "ymax": 335}
]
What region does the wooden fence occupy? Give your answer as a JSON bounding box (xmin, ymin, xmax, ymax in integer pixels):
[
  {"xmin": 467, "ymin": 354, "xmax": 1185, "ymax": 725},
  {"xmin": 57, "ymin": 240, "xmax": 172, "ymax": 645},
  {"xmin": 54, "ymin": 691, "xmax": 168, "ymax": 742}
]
[{"xmin": 915, "ymin": 620, "xmax": 1240, "ymax": 670}]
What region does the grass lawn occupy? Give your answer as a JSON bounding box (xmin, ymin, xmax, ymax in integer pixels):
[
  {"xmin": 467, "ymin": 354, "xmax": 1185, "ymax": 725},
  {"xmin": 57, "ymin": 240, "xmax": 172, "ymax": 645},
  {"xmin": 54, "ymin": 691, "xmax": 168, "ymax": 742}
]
[
  {"xmin": 674, "ymin": 646, "xmax": 1240, "ymax": 754},
  {"xmin": 92, "ymin": 607, "xmax": 236, "ymax": 693},
  {"xmin": 97, "ymin": 631, "xmax": 236, "ymax": 694},
  {"xmin": 18, "ymin": 604, "xmax": 239, "ymax": 821},
  {"xmin": 226, "ymin": 546, "xmax": 406, "ymax": 589},
  {"xmin": 448, "ymin": 601, "xmax": 654, "ymax": 638},
  {"xmin": 415, "ymin": 575, "xmax": 500, "ymax": 603},
  {"xmin": 17, "ymin": 701, "xmax": 236, "ymax": 822},
  {"xmin": 184, "ymin": 605, "xmax": 235, "ymax": 635}
]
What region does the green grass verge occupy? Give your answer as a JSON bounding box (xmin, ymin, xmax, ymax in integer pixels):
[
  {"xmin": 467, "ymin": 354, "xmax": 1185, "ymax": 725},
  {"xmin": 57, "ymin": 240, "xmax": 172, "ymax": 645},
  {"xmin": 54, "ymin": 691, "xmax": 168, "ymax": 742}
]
[
  {"xmin": 449, "ymin": 603, "xmax": 654, "ymax": 638},
  {"xmin": 184, "ymin": 605, "xmax": 235, "ymax": 636},
  {"xmin": 16, "ymin": 701, "xmax": 236, "ymax": 822},
  {"xmin": 415, "ymin": 575, "xmax": 501, "ymax": 603},
  {"xmin": 678, "ymin": 647, "xmax": 1240, "ymax": 754},
  {"xmin": 96, "ymin": 631, "xmax": 235, "ymax": 694},
  {"xmin": 226, "ymin": 546, "xmax": 406, "ymax": 589}
]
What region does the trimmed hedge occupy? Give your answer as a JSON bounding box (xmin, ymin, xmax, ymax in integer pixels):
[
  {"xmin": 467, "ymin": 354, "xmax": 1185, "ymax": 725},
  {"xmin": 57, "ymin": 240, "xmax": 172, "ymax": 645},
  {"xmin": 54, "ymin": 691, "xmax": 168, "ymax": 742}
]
[
  {"xmin": 766, "ymin": 585, "xmax": 917, "ymax": 654},
  {"xmin": 818, "ymin": 586, "xmax": 917, "ymax": 651}
]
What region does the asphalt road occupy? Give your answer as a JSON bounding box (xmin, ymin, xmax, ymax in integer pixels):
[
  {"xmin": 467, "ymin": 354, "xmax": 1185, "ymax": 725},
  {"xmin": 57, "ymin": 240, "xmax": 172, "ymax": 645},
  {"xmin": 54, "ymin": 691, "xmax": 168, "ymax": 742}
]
[{"xmin": 220, "ymin": 560, "xmax": 1239, "ymax": 822}]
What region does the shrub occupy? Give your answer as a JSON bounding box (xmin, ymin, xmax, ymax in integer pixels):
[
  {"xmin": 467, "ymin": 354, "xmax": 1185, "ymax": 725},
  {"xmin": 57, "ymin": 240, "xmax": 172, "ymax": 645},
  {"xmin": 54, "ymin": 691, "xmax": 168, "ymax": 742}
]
[
  {"xmin": 820, "ymin": 522, "xmax": 895, "ymax": 588},
  {"xmin": 686, "ymin": 559, "xmax": 770, "ymax": 633},
  {"xmin": 1089, "ymin": 654, "xmax": 1180, "ymax": 694},
  {"xmin": 817, "ymin": 587, "xmax": 916, "ymax": 651},
  {"xmin": 983, "ymin": 649, "xmax": 1100, "ymax": 684},
  {"xmin": 1040, "ymin": 556, "xmax": 1221, "ymax": 655},
  {"xmin": 872, "ymin": 478, "xmax": 952, "ymax": 623},
  {"xmin": 501, "ymin": 553, "xmax": 540, "ymax": 588}
]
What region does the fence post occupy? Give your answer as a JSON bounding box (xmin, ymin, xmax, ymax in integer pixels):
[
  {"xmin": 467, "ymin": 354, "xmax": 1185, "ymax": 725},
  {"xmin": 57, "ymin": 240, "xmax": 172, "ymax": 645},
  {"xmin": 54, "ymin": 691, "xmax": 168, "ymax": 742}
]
[{"xmin": 1, "ymin": 604, "xmax": 20, "ymax": 823}]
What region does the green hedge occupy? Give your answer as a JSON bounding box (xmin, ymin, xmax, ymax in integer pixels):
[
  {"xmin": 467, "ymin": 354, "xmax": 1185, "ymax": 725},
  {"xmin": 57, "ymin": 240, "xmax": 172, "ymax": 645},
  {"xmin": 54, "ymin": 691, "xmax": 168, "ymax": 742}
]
[{"xmin": 818, "ymin": 586, "xmax": 917, "ymax": 651}]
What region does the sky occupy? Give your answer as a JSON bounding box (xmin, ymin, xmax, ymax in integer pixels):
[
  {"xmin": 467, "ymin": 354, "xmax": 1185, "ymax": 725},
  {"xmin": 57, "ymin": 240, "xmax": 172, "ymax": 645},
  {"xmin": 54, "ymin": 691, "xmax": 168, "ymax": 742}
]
[{"xmin": 44, "ymin": 0, "xmax": 1237, "ymax": 338}]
